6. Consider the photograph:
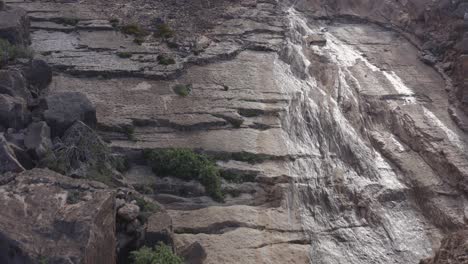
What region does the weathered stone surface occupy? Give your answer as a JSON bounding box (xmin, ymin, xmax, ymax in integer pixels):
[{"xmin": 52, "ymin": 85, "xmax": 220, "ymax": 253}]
[
  {"xmin": 24, "ymin": 121, "xmax": 51, "ymax": 159},
  {"xmin": 118, "ymin": 203, "xmax": 140, "ymax": 222},
  {"xmin": 0, "ymin": 169, "xmax": 116, "ymax": 264},
  {"xmin": 0, "ymin": 94, "xmax": 30, "ymax": 129},
  {"xmin": 0, "ymin": 5, "xmax": 29, "ymax": 45},
  {"xmin": 420, "ymin": 230, "xmax": 468, "ymax": 264},
  {"xmin": 145, "ymin": 212, "xmax": 174, "ymax": 247},
  {"xmin": 0, "ymin": 134, "xmax": 24, "ymax": 173},
  {"xmin": 0, "ymin": 69, "xmax": 32, "ymax": 103},
  {"xmin": 43, "ymin": 92, "xmax": 97, "ymax": 137}
]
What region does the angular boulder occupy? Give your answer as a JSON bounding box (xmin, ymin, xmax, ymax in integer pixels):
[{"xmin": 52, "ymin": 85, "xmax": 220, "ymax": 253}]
[
  {"xmin": 0, "ymin": 5, "xmax": 30, "ymax": 45},
  {"xmin": 0, "ymin": 134, "xmax": 24, "ymax": 174},
  {"xmin": 22, "ymin": 59, "xmax": 52, "ymax": 93},
  {"xmin": 145, "ymin": 212, "xmax": 174, "ymax": 247},
  {"xmin": 24, "ymin": 121, "xmax": 52, "ymax": 160},
  {"xmin": 43, "ymin": 92, "xmax": 97, "ymax": 137},
  {"xmin": 0, "ymin": 169, "xmax": 116, "ymax": 264},
  {"xmin": 0, "ymin": 94, "xmax": 30, "ymax": 129}
]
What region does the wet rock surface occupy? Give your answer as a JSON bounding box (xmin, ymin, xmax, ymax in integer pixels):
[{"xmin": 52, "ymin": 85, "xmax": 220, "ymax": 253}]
[{"xmin": 1, "ymin": 0, "xmax": 468, "ymax": 263}]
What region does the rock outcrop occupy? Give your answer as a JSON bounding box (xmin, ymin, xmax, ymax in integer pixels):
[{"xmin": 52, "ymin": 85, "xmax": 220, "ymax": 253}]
[
  {"xmin": 1, "ymin": 0, "xmax": 468, "ymax": 263},
  {"xmin": 0, "ymin": 169, "xmax": 116, "ymax": 264}
]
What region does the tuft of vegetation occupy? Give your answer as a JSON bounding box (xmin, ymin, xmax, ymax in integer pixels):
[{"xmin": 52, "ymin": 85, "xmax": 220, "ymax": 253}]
[
  {"xmin": 134, "ymin": 37, "xmax": 145, "ymax": 45},
  {"xmin": 66, "ymin": 190, "xmax": 82, "ymax": 204},
  {"xmin": 213, "ymin": 151, "xmax": 270, "ymax": 164},
  {"xmin": 123, "ymin": 125, "xmax": 136, "ymax": 141},
  {"xmin": 55, "ymin": 17, "xmax": 79, "ymax": 26},
  {"xmin": 41, "ymin": 122, "xmax": 117, "ymax": 186},
  {"xmin": 121, "ymin": 24, "xmax": 149, "ymax": 37},
  {"xmin": 134, "ymin": 196, "xmax": 160, "ymax": 222},
  {"xmin": 117, "ymin": 52, "xmax": 132, "ymax": 59},
  {"xmin": 112, "ymin": 155, "xmax": 130, "ymax": 173},
  {"xmin": 109, "ymin": 18, "xmax": 120, "ymax": 28},
  {"xmin": 172, "ymin": 84, "xmax": 192, "ymax": 97},
  {"xmin": 131, "ymin": 243, "xmax": 183, "ymax": 264},
  {"xmin": 157, "ymin": 55, "xmax": 175, "ymax": 65},
  {"xmin": 0, "ymin": 39, "xmax": 33, "ymax": 66},
  {"xmin": 154, "ymin": 24, "xmax": 174, "ymax": 39},
  {"xmin": 220, "ymin": 170, "xmax": 257, "ymax": 183},
  {"xmin": 144, "ymin": 148, "xmax": 224, "ymax": 201}
]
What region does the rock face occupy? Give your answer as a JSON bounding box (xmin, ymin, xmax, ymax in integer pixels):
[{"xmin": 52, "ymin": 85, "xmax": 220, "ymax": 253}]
[
  {"xmin": 0, "ymin": 169, "xmax": 116, "ymax": 264},
  {"xmin": 4, "ymin": 0, "xmax": 468, "ymax": 263},
  {"xmin": 0, "ymin": 3, "xmax": 29, "ymax": 45},
  {"xmin": 420, "ymin": 230, "xmax": 468, "ymax": 264}
]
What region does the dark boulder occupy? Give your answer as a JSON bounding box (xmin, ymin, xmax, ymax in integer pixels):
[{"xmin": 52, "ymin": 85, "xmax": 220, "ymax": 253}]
[
  {"xmin": 22, "ymin": 59, "xmax": 52, "ymax": 93},
  {"xmin": 0, "ymin": 5, "xmax": 30, "ymax": 45},
  {"xmin": 0, "ymin": 169, "xmax": 116, "ymax": 264},
  {"xmin": 42, "ymin": 92, "xmax": 97, "ymax": 137},
  {"xmin": 0, "ymin": 94, "xmax": 30, "ymax": 129}
]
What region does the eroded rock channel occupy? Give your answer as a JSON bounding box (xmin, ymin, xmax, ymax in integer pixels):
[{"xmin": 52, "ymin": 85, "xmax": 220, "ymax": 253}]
[{"xmin": 0, "ymin": 0, "xmax": 467, "ymax": 263}]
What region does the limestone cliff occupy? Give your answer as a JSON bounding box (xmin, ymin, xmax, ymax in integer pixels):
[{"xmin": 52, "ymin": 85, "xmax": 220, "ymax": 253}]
[{"xmin": 0, "ymin": 0, "xmax": 467, "ymax": 263}]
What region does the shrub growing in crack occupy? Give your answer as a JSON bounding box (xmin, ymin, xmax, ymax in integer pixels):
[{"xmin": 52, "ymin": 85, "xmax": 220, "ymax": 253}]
[
  {"xmin": 117, "ymin": 52, "xmax": 132, "ymax": 59},
  {"xmin": 0, "ymin": 39, "xmax": 33, "ymax": 66},
  {"xmin": 172, "ymin": 84, "xmax": 192, "ymax": 97},
  {"xmin": 154, "ymin": 23, "xmax": 174, "ymax": 39},
  {"xmin": 143, "ymin": 148, "xmax": 224, "ymax": 201},
  {"xmin": 131, "ymin": 242, "xmax": 183, "ymax": 264},
  {"xmin": 157, "ymin": 54, "xmax": 175, "ymax": 65},
  {"xmin": 55, "ymin": 17, "xmax": 79, "ymax": 26}
]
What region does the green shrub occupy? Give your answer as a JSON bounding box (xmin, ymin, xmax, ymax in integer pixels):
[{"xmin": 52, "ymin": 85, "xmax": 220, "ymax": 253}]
[
  {"xmin": 134, "ymin": 37, "xmax": 145, "ymax": 45},
  {"xmin": 157, "ymin": 55, "xmax": 175, "ymax": 65},
  {"xmin": 66, "ymin": 190, "xmax": 82, "ymax": 204},
  {"xmin": 121, "ymin": 24, "xmax": 149, "ymax": 37},
  {"xmin": 144, "ymin": 148, "xmax": 224, "ymax": 201},
  {"xmin": 220, "ymin": 170, "xmax": 257, "ymax": 183},
  {"xmin": 213, "ymin": 151, "xmax": 269, "ymax": 164},
  {"xmin": 0, "ymin": 39, "xmax": 33, "ymax": 65},
  {"xmin": 131, "ymin": 243, "xmax": 183, "ymax": 264},
  {"xmin": 117, "ymin": 52, "xmax": 132, "ymax": 58},
  {"xmin": 154, "ymin": 24, "xmax": 174, "ymax": 39},
  {"xmin": 172, "ymin": 84, "xmax": 191, "ymax": 97},
  {"xmin": 109, "ymin": 18, "xmax": 120, "ymax": 28},
  {"xmin": 123, "ymin": 125, "xmax": 136, "ymax": 141},
  {"xmin": 112, "ymin": 155, "xmax": 130, "ymax": 173}
]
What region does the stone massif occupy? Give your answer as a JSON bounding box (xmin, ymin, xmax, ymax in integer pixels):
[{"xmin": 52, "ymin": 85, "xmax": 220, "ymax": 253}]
[
  {"xmin": 0, "ymin": 169, "xmax": 116, "ymax": 264},
  {"xmin": 1, "ymin": 0, "xmax": 468, "ymax": 263}
]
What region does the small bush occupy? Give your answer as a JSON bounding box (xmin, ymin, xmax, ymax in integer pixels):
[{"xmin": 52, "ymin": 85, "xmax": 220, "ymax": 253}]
[
  {"xmin": 172, "ymin": 84, "xmax": 191, "ymax": 97},
  {"xmin": 121, "ymin": 24, "xmax": 149, "ymax": 37},
  {"xmin": 117, "ymin": 52, "xmax": 132, "ymax": 58},
  {"xmin": 131, "ymin": 243, "xmax": 183, "ymax": 264},
  {"xmin": 123, "ymin": 125, "xmax": 136, "ymax": 141},
  {"xmin": 134, "ymin": 37, "xmax": 145, "ymax": 45},
  {"xmin": 67, "ymin": 190, "xmax": 82, "ymax": 204},
  {"xmin": 154, "ymin": 24, "xmax": 174, "ymax": 39},
  {"xmin": 157, "ymin": 55, "xmax": 175, "ymax": 65},
  {"xmin": 109, "ymin": 18, "xmax": 120, "ymax": 28},
  {"xmin": 144, "ymin": 148, "xmax": 224, "ymax": 201},
  {"xmin": 56, "ymin": 17, "xmax": 79, "ymax": 26},
  {"xmin": 213, "ymin": 151, "xmax": 269, "ymax": 164},
  {"xmin": 220, "ymin": 170, "xmax": 257, "ymax": 183},
  {"xmin": 0, "ymin": 39, "xmax": 33, "ymax": 65},
  {"xmin": 112, "ymin": 155, "xmax": 130, "ymax": 173}
]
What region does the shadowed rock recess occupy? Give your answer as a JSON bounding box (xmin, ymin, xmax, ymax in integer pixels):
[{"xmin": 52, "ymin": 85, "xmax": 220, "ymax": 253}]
[{"xmin": 0, "ymin": 0, "xmax": 467, "ymax": 263}]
